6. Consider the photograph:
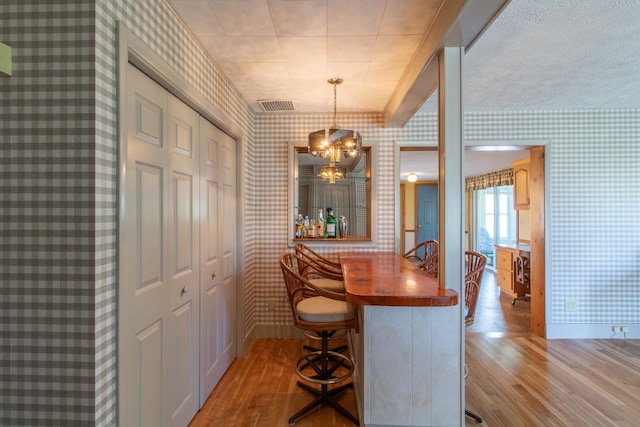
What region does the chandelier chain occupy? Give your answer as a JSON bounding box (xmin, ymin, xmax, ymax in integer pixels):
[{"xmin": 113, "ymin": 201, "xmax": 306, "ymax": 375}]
[{"xmin": 333, "ymin": 81, "xmax": 337, "ymax": 127}]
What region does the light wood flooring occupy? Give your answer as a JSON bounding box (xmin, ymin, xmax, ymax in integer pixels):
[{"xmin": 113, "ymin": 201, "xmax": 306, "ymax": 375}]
[{"xmin": 190, "ymin": 271, "xmax": 640, "ymax": 426}]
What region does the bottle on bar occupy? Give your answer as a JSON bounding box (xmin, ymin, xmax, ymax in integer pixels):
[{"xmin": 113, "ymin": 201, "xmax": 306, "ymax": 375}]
[
  {"xmin": 315, "ymin": 208, "xmax": 324, "ymax": 238},
  {"xmin": 325, "ymin": 207, "xmax": 337, "ymax": 238},
  {"xmin": 295, "ymin": 214, "xmax": 304, "ymax": 238},
  {"xmin": 305, "ymin": 215, "xmax": 316, "ymax": 238}
]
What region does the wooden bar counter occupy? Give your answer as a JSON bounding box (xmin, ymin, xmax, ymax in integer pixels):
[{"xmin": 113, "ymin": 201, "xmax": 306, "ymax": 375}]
[
  {"xmin": 340, "ymin": 252, "xmax": 458, "ymax": 307},
  {"xmin": 340, "ymin": 252, "xmax": 462, "ymax": 427}
]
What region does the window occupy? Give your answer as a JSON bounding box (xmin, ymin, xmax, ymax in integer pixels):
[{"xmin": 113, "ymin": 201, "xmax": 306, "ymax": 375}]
[{"xmin": 474, "ymin": 185, "xmax": 516, "ymax": 268}]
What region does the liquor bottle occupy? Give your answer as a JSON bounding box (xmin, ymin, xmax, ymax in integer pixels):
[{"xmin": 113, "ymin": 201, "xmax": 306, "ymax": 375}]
[
  {"xmin": 325, "ymin": 208, "xmax": 337, "ymax": 238},
  {"xmin": 295, "ymin": 214, "xmax": 304, "ymax": 238},
  {"xmin": 315, "ymin": 208, "xmax": 324, "ymax": 238},
  {"xmin": 305, "ymin": 215, "xmax": 316, "ymax": 238}
]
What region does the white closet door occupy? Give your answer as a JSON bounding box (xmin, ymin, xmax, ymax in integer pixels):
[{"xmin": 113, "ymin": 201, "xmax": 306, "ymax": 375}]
[
  {"xmin": 120, "ymin": 65, "xmax": 201, "ymax": 427},
  {"xmin": 165, "ymin": 94, "xmax": 200, "ymax": 427},
  {"xmin": 120, "ymin": 64, "xmax": 170, "ymax": 427},
  {"xmin": 199, "ymin": 119, "xmax": 236, "ymax": 403}
]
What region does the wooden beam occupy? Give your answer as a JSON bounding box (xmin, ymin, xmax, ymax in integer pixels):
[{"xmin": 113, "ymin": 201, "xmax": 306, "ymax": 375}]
[{"xmin": 383, "ymin": 0, "xmax": 510, "ymax": 128}]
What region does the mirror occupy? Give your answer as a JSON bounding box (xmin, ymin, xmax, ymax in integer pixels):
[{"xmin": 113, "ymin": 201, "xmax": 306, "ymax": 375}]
[{"xmin": 293, "ymin": 147, "xmax": 371, "ymax": 241}]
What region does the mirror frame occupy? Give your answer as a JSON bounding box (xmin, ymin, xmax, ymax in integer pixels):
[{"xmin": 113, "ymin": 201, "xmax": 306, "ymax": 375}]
[{"xmin": 288, "ymin": 141, "xmax": 377, "ymax": 246}]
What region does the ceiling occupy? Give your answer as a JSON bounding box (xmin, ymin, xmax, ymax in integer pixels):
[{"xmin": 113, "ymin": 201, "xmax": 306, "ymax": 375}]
[
  {"xmin": 168, "ymin": 0, "xmax": 640, "ymax": 178},
  {"xmin": 168, "ymin": 0, "xmax": 442, "ymax": 113},
  {"xmin": 168, "ymin": 0, "xmax": 506, "ymax": 120}
]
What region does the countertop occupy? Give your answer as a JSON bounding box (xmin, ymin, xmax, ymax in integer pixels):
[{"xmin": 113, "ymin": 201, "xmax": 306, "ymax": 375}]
[
  {"xmin": 495, "ymin": 242, "xmax": 531, "ymax": 252},
  {"xmin": 339, "ymin": 252, "xmax": 458, "ymax": 307}
]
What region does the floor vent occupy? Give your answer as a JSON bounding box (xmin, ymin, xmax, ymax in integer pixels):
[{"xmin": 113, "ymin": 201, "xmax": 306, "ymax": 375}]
[{"xmin": 257, "ymin": 99, "xmax": 295, "ymax": 112}]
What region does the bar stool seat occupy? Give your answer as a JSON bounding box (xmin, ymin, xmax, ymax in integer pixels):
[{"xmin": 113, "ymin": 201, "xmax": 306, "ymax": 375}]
[
  {"xmin": 294, "ymin": 244, "xmax": 347, "ymax": 354},
  {"xmin": 297, "ymin": 296, "xmax": 353, "ymax": 322}
]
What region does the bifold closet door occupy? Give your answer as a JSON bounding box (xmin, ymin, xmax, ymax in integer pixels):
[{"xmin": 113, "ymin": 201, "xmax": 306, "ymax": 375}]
[
  {"xmin": 198, "ymin": 119, "xmax": 237, "ymax": 404},
  {"xmin": 119, "ymin": 64, "xmax": 200, "ymax": 427}
]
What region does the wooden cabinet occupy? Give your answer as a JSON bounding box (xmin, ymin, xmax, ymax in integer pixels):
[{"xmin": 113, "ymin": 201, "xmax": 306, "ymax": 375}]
[
  {"xmin": 495, "ymin": 246, "xmax": 515, "ymax": 294},
  {"xmin": 495, "ymin": 245, "xmax": 529, "ymax": 298},
  {"xmin": 512, "ymin": 158, "xmax": 530, "ymax": 210}
]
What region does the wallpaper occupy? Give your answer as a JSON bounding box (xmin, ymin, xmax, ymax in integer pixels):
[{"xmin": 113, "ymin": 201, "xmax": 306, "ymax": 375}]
[
  {"xmin": 1, "ymin": 0, "xmax": 638, "ymax": 424},
  {"xmin": 0, "ymin": 0, "xmax": 255, "ymax": 425}
]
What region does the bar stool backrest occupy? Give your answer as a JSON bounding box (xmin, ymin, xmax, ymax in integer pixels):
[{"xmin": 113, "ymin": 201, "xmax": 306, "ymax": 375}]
[
  {"xmin": 280, "ymin": 253, "xmax": 355, "ymax": 333},
  {"xmin": 464, "ymin": 251, "xmax": 487, "ymax": 327}
]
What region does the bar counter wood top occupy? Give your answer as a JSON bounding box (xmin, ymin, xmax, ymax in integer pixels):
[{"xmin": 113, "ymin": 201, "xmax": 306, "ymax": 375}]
[{"xmin": 339, "ymin": 252, "xmax": 458, "ymax": 307}]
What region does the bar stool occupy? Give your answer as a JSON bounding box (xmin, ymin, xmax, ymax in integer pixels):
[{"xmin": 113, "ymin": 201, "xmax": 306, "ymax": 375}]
[
  {"xmin": 294, "ymin": 243, "xmax": 344, "ymax": 292},
  {"xmin": 294, "ymin": 244, "xmax": 347, "ymax": 354},
  {"xmin": 464, "ymin": 251, "xmax": 486, "ymax": 424},
  {"xmin": 280, "ymin": 253, "xmax": 359, "ymax": 425}
]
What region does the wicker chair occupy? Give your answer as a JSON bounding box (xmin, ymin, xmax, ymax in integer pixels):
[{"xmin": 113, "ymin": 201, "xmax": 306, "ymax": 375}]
[
  {"xmin": 293, "ymin": 244, "xmax": 348, "ymax": 355},
  {"xmin": 294, "ymin": 243, "xmax": 344, "ymax": 292},
  {"xmin": 402, "ymin": 239, "xmax": 438, "ymax": 266},
  {"xmin": 280, "ymin": 253, "xmax": 359, "ymax": 425},
  {"xmin": 464, "ymin": 251, "xmax": 486, "ymax": 423}
]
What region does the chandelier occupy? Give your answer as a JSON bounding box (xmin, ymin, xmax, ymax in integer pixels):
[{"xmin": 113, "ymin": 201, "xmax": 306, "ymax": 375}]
[{"xmin": 310, "ymin": 78, "xmax": 362, "ymax": 183}]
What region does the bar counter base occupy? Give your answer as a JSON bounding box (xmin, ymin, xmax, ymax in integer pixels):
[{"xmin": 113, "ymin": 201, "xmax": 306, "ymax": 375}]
[{"xmin": 349, "ymin": 305, "xmax": 461, "ymax": 427}]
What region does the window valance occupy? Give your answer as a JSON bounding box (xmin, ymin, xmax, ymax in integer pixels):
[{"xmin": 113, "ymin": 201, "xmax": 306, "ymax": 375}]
[{"xmin": 465, "ymin": 168, "xmax": 513, "ymax": 192}]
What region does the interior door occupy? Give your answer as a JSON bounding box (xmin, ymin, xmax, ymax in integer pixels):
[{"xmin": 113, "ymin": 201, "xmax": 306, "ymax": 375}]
[
  {"xmin": 120, "ymin": 64, "xmax": 168, "ymax": 427},
  {"xmin": 199, "ymin": 119, "xmax": 236, "ymax": 404},
  {"xmin": 165, "ymin": 94, "xmax": 200, "ymax": 427},
  {"xmin": 316, "ymin": 180, "xmax": 354, "ymax": 228},
  {"xmin": 120, "ymin": 64, "xmax": 201, "ymax": 427},
  {"xmin": 417, "ymin": 184, "xmax": 438, "ymax": 244}
]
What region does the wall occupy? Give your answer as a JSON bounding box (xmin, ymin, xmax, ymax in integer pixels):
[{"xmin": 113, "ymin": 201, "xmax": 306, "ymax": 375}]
[
  {"xmin": 0, "ymin": 1, "xmax": 255, "ymax": 425},
  {"xmin": 466, "ymin": 109, "xmax": 640, "ymax": 338},
  {"xmin": 253, "ymin": 109, "xmax": 640, "ymax": 339},
  {"xmin": 1, "ymin": 1, "xmax": 638, "ymax": 424},
  {"xmin": 252, "ymin": 113, "xmax": 439, "ymax": 334}
]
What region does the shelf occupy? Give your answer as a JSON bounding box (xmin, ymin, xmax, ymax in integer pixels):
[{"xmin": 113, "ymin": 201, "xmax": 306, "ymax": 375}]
[{"xmin": 296, "ymin": 176, "xmax": 369, "ymax": 183}]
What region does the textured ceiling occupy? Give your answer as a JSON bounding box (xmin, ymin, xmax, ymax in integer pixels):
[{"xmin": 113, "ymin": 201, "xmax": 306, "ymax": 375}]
[
  {"xmin": 169, "ymin": 0, "xmax": 442, "ymax": 113},
  {"xmin": 170, "ymin": 0, "xmax": 640, "ymax": 116},
  {"xmin": 425, "ymin": 0, "xmax": 640, "ymax": 113},
  {"xmin": 169, "ymin": 0, "xmax": 640, "ymax": 177}
]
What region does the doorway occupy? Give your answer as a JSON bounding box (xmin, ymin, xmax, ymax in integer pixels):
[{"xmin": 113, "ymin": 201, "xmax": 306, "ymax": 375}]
[{"xmin": 398, "ymin": 143, "xmax": 546, "ymax": 337}]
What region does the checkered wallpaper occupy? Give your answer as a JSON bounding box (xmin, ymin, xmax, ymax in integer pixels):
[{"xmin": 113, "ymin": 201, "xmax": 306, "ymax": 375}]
[
  {"xmin": 254, "ymin": 109, "xmax": 640, "ymax": 330},
  {"xmin": 1, "ymin": 0, "xmax": 255, "ymax": 425},
  {"xmin": 467, "ymin": 110, "xmax": 640, "ymax": 325},
  {"xmin": 2, "ymin": 0, "xmax": 639, "ymax": 425}
]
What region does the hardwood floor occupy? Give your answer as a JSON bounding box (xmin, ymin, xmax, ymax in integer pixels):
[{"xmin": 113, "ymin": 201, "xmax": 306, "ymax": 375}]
[
  {"xmin": 189, "ymin": 338, "xmax": 358, "ymax": 427},
  {"xmin": 466, "ymin": 270, "xmax": 531, "ymax": 334},
  {"xmin": 464, "ymin": 335, "xmax": 640, "ymax": 427},
  {"xmin": 190, "ymin": 271, "xmax": 640, "ymax": 426}
]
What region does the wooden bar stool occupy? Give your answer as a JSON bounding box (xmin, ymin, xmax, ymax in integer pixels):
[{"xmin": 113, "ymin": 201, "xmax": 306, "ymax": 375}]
[
  {"xmin": 280, "ymin": 253, "xmax": 359, "ymax": 425},
  {"xmin": 294, "ymin": 244, "xmax": 348, "ymax": 354},
  {"xmin": 464, "ymin": 251, "xmax": 487, "ymax": 424}
]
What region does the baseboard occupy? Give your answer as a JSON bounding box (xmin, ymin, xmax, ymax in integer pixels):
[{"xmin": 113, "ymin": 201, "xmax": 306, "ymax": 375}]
[{"xmin": 547, "ymin": 323, "xmax": 640, "ymax": 339}]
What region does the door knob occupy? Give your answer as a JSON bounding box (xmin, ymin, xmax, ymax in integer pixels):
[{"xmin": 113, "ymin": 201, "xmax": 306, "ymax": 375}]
[
  {"xmin": 181, "ymin": 286, "xmax": 188, "ymax": 295},
  {"xmin": 211, "ymin": 272, "xmax": 216, "ymax": 280}
]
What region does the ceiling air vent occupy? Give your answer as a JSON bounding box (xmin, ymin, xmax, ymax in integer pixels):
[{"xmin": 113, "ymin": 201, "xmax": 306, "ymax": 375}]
[{"xmin": 257, "ymin": 99, "xmax": 295, "ymax": 112}]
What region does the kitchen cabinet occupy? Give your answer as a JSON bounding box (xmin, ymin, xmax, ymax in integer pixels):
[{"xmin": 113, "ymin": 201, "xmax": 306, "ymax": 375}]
[
  {"xmin": 495, "ymin": 244, "xmax": 529, "ymax": 298},
  {"xmin": 513, "ymin": 158, "xmax": 530, "ymax": 210},
  {"xmin": 495, "ymin": 246, "xmax": 515, "ymax": 295}
]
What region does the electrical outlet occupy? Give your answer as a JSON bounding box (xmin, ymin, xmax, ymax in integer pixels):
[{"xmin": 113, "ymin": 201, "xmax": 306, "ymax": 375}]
[
  {"xmin": 612, "ymin": 326, "xmax": 619, "ymax": 332},
  {"xmin": 621, "ymin": 326, "xmax": 629, "ymax": 333},
  {"xmin": 267, "ymin": 298, "xmax": 276, "ymax": 310},
  {"xmin": 564, "ymin": 299, "xmax": 577, "ymax": 311}
]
